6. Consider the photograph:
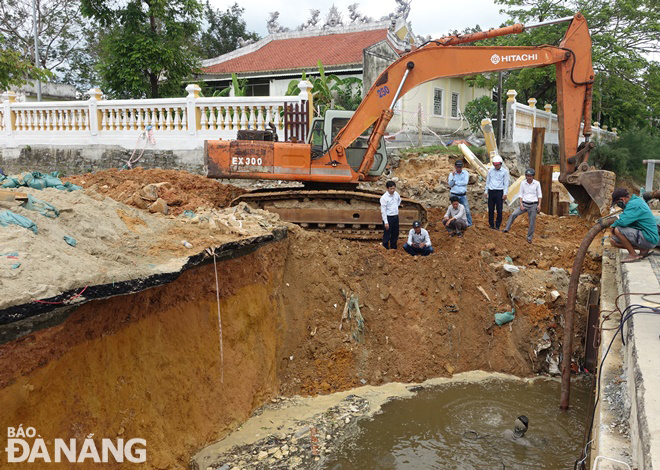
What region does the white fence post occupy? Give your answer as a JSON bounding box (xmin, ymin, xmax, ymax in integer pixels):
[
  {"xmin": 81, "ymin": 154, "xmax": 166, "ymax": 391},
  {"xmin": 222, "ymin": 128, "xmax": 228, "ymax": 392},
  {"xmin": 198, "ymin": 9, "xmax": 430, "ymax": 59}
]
[
  {"xmin": 544, "ymin": 103, "xmax": 552, "ymax": 135},
  {"xmin": 505, "ymin": 90, "xmax": 517, "ymax": 142},
  {"xmin": 528, "ymin": 98, "xmax": 537, "ymax": 127},
  {"xmin": 186, "ymin": 84, "xmax": 201, "ymax": 136},
  {"xmin": 2, "ymin": 91, "xmax": 16, "ymax": 136},
  {"xmin": 86, "ymin": 88, "xmax": 103, "ymax": 136},
  {"xmin": 297, "ymin": 80, "xmax": 313, "ymax": 126}
]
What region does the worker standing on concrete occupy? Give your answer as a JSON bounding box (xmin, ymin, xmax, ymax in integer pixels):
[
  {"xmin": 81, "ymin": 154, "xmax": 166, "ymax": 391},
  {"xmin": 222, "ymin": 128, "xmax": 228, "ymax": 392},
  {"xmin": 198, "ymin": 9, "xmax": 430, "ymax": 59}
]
[
  {"xmin": 609, "ymin": 188, "xmax": 659, "ymax": 263},
  {"xmin": 403, "ymin": 220, "xmax": 434, "ymax": 256},
  {"xmin": 381, "ymin": 180, "xmax": 401, "ymax": 250},
  {"xmin": 448, "ymin": 160, "xmax": 472, "ymax": 226},
  {"xmin": 503, "ymin": 168, "xmax": 542, "ymax": 243},
  {"xmin": 485, "ymin": 156, "xmax": 509, "ymax": 230},
  {"xmin": 442, "ymin": 196, "xmax": 468, "ymax": 237}
]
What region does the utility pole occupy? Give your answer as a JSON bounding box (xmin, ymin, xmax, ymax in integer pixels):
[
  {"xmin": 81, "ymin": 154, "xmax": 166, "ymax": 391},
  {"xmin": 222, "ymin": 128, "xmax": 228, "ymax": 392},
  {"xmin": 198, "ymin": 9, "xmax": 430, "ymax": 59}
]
[
  {"xmin": 32, "ymin": 0, "xmax": 42, "ymax": 101},
  {"xmin": 496, "ymin": 71, "xmax": 503, "ymax": 148}
]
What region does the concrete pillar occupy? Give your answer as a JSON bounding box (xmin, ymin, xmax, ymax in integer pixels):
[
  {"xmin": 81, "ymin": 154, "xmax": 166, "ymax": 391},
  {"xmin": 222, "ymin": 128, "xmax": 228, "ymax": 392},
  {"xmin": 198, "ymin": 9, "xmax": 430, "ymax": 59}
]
[
  {"xmin": 86, "ymin": 88, "xmax": 103, "ymax": 136},
  {"xmin": 544, "ymin": 103, "xmax": 553, "ymax": 135},
  {"xmin": 528, "ymin": 97, "xmax": 537, "ymax": 127},
  {"xmin": 504, "ymin": 90, "xmax": 517, "ymax": 143},
  {"xmin": 2, "ymin": 91, "xmax": 16, "ymax": 136},
  {"xmin": 297, "ymin": 80, "xmax": 313, "ymax": 125},
  {"xmin": 186, "ymin": 84, "xmax": 201, "ymax": 135}
]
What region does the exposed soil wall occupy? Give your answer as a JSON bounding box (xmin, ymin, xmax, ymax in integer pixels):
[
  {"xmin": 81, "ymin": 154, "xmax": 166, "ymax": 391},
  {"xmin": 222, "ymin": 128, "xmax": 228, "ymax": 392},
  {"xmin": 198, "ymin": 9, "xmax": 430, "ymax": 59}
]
[
  {"xmin": 0, "ymin": 244, "xmax": 287, "ymax": 469},
  {"xmin": 0, "ymin": 210, "xmax": 599, "ymax": 468}
]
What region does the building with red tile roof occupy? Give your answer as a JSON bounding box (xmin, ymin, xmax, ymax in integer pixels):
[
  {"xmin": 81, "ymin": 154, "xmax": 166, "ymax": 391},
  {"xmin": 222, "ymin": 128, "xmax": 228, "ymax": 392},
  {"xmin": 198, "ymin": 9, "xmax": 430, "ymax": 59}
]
[{"xmin": 198, "ymin": 7, "xmax": 490, "ymax": 135}]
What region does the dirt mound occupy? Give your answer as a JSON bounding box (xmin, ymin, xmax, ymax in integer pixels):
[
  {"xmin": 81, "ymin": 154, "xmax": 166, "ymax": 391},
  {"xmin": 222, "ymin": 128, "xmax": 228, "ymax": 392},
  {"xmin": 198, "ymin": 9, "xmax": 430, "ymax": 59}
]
[
  {"xmin": 65, "ymin": 168, "xmax": 246, "ymax": 216},
  {"xmin": 0, "ymin": 187, "xmax": 285, "ymax": 311},
  {"xmin": 277, "ymin": 209, "xmax": 599, "ymax": 396}
]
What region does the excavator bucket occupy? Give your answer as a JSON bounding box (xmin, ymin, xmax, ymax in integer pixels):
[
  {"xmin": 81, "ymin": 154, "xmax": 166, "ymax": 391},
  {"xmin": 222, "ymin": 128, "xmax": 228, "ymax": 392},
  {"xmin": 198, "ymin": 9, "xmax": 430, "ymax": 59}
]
[{"xmin": 565, "ymin": 169, "xmax": 616, "ymax": 216}]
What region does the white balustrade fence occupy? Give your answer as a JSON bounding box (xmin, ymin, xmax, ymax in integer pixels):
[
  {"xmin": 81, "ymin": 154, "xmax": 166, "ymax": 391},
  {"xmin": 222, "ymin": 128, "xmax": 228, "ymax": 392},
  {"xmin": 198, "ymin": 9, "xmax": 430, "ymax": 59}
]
[
  {"xmin": 0, "ymin": 83, "xmax": 313, "ymax": 151},
  {"xmin": 504, "ymin": 90, "xmax": 618, "ymax": 146}
]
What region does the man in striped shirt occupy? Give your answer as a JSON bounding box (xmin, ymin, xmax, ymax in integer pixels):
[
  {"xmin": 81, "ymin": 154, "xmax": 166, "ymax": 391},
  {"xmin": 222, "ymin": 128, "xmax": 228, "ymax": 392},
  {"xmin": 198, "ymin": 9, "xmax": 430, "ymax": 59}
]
[
  {"xmin": 380, "ymin": 180, "xmax": 401, "ymax": 249},
  {"xmin": 503, "ymin": 168, "xmax": 542, "ymax": 243}
]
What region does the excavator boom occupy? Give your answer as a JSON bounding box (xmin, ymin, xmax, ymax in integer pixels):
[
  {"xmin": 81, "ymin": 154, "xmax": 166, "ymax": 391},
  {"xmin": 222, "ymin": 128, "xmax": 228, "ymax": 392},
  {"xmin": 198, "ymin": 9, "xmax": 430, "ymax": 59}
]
[{"xmin": 206, "ymin": 12, "xmax": 615, "ymax": 234}]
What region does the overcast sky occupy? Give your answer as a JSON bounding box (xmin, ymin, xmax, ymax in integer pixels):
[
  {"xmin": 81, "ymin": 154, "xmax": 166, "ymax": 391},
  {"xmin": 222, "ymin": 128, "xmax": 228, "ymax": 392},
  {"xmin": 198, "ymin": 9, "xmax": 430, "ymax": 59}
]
[{"xmin": 207, "ymin": 0, "xmax": 509, "ymax": 39}]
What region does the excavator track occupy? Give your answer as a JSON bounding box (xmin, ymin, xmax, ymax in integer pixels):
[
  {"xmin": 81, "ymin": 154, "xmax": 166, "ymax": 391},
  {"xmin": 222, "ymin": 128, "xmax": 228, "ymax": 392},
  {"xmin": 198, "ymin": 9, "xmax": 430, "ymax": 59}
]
[{"xmin": 232, "ymin": 188, "xmax": 427, "ymax": 240}]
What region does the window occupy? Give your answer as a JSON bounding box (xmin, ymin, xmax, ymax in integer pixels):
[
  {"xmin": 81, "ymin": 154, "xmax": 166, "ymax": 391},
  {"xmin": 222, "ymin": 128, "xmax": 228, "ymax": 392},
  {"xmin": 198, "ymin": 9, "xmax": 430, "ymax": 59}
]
[
  {"xmin": 433, "ymin": 88, "xmax": 444, "ymax": 116},
  {"xmin": 451, "ymin": 92, "xmax": 460, "ymax": 118}
]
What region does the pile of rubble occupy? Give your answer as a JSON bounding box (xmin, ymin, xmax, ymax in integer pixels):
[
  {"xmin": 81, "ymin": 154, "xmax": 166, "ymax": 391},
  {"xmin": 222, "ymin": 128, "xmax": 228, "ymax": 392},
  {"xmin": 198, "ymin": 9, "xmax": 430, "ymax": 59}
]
[{"xmin": 202, "ymin": 395, "xmax": 371, "ymax": 470}]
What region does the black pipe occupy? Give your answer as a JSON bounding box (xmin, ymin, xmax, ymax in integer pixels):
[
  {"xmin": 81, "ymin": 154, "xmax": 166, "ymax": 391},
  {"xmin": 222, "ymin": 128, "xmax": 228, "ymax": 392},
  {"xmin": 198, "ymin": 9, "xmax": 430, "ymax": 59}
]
[{"xmin": 560, "ymin": 217, "xmax": 614, "ymax": 410}]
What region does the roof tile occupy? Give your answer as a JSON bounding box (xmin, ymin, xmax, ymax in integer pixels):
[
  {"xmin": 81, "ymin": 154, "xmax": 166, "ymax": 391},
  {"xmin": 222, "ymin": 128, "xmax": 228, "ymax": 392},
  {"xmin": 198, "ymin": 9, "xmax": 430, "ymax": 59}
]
[{"xmin": 202, "ymin": 29, "xmax": 389, "ymax": 74}]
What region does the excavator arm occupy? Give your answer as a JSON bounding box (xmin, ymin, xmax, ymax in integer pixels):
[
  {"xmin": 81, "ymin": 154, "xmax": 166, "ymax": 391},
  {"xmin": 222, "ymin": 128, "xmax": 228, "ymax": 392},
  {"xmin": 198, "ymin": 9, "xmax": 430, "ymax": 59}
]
[{"xmin": 328, "ymin": 12, "xmax": 614, "ymax": 214}]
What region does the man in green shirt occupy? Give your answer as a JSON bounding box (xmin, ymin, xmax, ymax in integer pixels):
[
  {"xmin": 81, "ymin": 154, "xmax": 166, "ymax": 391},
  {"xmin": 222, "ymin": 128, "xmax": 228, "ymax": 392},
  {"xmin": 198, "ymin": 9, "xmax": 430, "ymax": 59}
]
[{"xmin": 610, "ymin": 188, "xmax": 659, "ymax": 263}]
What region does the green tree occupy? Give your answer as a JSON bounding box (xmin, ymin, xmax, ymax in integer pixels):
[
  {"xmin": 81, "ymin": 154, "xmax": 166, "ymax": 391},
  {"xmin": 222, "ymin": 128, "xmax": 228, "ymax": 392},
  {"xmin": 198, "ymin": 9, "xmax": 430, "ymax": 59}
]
[
  {"xmin": 198, "ymin": 2, "xmax": 259, "ymax": 59},
  {"xmin": 0, "ymin": 37, "xmax": 51, "ymax": 89},
  {"xmin": 286, "ymin": 61, "xmax": 364, "ymax": 114},
  {"xmin": 80, "ymin": 0, "xmax": 202, "ymax": 98},
  {"xmin": 592, "ymin": 128, "xmax": 660, "ymax": 179},
  {"xmin": 463, "ymin": 96, "xmax": 498, "ymax": 134},
  {"xmin": 484, "ymin": 0, "xmax": 660, "ymax": 131},
  {"xmin": 0, "ymin": 0, "xmax": 96, "ymax": 92}
]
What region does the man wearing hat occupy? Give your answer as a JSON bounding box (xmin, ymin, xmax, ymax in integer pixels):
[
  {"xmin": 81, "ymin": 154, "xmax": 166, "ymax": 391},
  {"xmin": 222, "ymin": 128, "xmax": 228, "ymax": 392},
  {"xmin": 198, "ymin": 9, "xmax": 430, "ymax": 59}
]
[
  {"xmin": 610, "ymin": 188, "xmax": 658, "ymax": 262},
  {"xmin": 503, "ymin": 168, "xmax": 542, "ymax": 243},
  {"xmin": 484, "ymin": 155, "xmax": 510, "ymax": 230},
  {"xmin": 448, "ymin": 159, "xmax": 472, "ymax": 226},
  {"xmin": 403, "ymin": 220, "xmax": 434, "ymax": 256}
]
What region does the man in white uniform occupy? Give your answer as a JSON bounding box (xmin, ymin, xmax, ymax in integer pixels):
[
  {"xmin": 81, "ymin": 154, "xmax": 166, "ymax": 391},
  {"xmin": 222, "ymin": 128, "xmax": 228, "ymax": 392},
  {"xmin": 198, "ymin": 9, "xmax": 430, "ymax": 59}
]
[
  {"xmin": 403, "ymin": 220, "xmax": 434, "ymax": 256},
  {"xmin": 380, "ymin": 180, "xmax": 401, "ymax": 249}
]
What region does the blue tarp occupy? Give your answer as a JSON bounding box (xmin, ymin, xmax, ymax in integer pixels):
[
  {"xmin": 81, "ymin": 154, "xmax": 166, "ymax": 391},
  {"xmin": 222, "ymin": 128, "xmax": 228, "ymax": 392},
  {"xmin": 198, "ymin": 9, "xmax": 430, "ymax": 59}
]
[{"xmin": 0, "ymin": 210, "xmax": 38, "ymax": 234}]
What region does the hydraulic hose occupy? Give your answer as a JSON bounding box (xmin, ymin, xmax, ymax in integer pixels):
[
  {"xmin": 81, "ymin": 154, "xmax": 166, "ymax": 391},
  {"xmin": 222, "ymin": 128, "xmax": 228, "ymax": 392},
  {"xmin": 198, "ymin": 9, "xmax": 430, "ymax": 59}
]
[{"xmin": 560, "ymin": 217, "xmax": 614, "ymax": 410}]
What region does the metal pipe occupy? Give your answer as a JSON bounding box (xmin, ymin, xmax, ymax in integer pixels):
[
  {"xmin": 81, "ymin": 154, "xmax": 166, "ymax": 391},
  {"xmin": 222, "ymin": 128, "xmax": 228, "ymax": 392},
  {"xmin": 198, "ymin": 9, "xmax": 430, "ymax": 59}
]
[
  {"xmin": 525, "ymin": 16, "xmax": 575, "ymax": 30},
  {"xmin": 389, "ymin": 62, "xmax": 414, "ymax": 111},
  {"xmin": 31, "ymin": 0, "xmax": 42, "ymax": 101},
  {"xmin": 560, "ymin": 216, "xmax": 614, "ymax": 409}
]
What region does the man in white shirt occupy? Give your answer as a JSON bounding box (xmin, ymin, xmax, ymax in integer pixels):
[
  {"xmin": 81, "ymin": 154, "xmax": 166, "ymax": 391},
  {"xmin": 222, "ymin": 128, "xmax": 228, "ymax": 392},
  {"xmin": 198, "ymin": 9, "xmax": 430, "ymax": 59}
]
[
  {"xmin": 484, "ymin": 155, "xmax": 510, "ymax": 230},
  {"xmin": 442, "ymin": 196, "xmax": 468, "ymax": 237},
  {"xmin": 403, "ymin": 220, "xmax": 434, "ymax": 256},
  {"xmin": 380, "ymin": 180, "xmax": 401, "ymax": 249},
  {"xmin": 503, "ymin": 168, "xmax": 542, "ymax": 243}
]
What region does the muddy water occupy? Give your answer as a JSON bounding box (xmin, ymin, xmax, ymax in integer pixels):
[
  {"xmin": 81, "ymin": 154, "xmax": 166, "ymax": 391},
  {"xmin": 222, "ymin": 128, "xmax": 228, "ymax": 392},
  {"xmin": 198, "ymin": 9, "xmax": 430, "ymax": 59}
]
[{"xmin": 324, "ymin": 378, "xmax": 590, "ymax": 470}]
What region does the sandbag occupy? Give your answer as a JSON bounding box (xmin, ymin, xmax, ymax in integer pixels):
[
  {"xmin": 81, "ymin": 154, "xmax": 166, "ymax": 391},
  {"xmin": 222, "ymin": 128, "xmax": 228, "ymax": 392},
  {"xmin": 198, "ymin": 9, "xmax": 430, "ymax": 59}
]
[
  {"xmin": 43, "ymin": 174, "xmax": 64, "ymax": 188},
  {"xmin": 495, "ymin": 307, "xmax": 516, "ymax": 326},
  {"xmin": 1, "ymin": 178, "xmax": 19, "ymax": 188},
  {"xmin": 0, "ymin": 210, "xmax": 38, "ymax": 234},
  {"xmin": 21, "ymin": 194, "xmax": 59, "ymax": 218}
]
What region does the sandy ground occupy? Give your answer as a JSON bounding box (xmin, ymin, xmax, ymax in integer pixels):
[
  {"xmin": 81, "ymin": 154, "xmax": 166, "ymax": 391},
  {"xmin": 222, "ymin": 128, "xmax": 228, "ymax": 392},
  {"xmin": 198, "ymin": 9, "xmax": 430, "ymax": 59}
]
[{"xmin": 0, "ymin": 180, "xmax": 284, "ymax": 310}]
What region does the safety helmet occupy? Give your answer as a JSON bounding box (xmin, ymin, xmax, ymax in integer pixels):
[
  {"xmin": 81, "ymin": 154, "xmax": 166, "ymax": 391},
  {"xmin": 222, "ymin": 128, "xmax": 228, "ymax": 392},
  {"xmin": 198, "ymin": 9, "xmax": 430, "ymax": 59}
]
[
  {"xmin": 525, "ymin": 168, "xmax": 535, "ymax": 176},
  {"xmin": 412, "ymin": 220, "xmax": 421, "ymax": 228},
  {"xmin": 493, "ymin": 156, "xmax": 503, "ymax": 164}
]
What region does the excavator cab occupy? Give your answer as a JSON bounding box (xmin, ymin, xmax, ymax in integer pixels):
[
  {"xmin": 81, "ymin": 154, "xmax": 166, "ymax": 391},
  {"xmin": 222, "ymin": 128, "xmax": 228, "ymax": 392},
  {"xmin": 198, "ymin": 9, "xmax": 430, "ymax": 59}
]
[{"xmin": 308, "ymin": 110, "xmax": 388, "ymax": 177}]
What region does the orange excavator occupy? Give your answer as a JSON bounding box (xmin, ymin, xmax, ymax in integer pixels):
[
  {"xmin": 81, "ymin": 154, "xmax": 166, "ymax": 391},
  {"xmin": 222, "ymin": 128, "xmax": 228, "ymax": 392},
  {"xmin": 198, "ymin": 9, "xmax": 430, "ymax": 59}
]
[{"xmin": 206, "ymin": 12, "xmax": 615, "ymax": 237}]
